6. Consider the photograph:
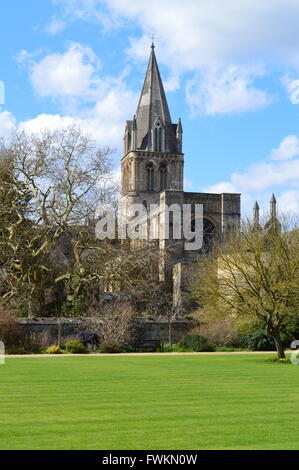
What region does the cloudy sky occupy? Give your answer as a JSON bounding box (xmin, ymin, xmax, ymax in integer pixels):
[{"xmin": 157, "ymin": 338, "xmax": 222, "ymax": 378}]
[{"xmin": 2, "ymin": 0, "xmax": 299, "ymax": 215}]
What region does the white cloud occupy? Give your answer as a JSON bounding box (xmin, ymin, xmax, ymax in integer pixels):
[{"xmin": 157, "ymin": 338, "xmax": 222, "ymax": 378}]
[
  {"xmin": 232, "ymin": 160, "xmax": 299, "ymax": 192},
  {"xmin": 0, "ymin": 111, "xmax": 17, "ymax": 140},
  {"xmin": 18, "ymin": 82, "xmax": 136, "ymax": 148},
  {"xmin": 57, "ymin": 0, "xmax": 299, "ymax": 68},
  {"xmin": 30, "ymin": 43, "xmax": 101, "ymax": 99},
  {"xmin": 204, "ymin": 135, "xmax": 299, "ymax": 214},
  {"xmin": 205, "ymin": 181, "xmax": 238, "ymax": 194},
  {"xmin": 289, "ymin": 80, "xmax": 299, "ymax": 104},
  {"xmin": 278, "ymin": 190, "xmax": 299, "ymax": 213},
  {"xmin": 53, "ymin": 0, "xmax": 122, "ymax": 31},
  {"xmin": 54, "ymin": 0, "xmax": 299, "ymax": 114},
  {"xmin": 186, "ymin": 66, "xmax": 270, "ymax": 116},
  {"xmin": 16, "ymin": 43, "xmax": 137, "ymax": 149},
  {"xmin": 19, "ymin": 114, "xmax": 76, "ymax": 134},
  {"xmin": 270, "ymin": 135, "xmax": 299, "ymax": 160},
  {"xmin": 163, "ymin": 75, "xmax": 180, "ymax": 93},
  {"xmin": 45, "ymin": 16, "xmax": 67, "ymax": 35},
  {"xmin": 283, "ymin": 77, "xmax": 299, "ymax": 104},
  {"xmin": 0, "ymin": 81, "xmax": 5, "ymax": 106}
]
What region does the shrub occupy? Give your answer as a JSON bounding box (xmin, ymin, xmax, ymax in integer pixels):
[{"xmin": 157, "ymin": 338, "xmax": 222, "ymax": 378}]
[
  {"xmin": 36, "ymin": 331, "xmax": 52, "ymax": 351},
  {"xmin": 198, "ymin": 318, "xmax": 242, "ymax": 348},
  {"xmin": 6, "ymin": 346, "xmax": 28, "ymax": 355},
  {"xmin": 76, "ymin": 330, "xmax": 99, "ymax": 350},
  {"xmin": 121, "ymin": 345, "xmax": 136, "ymax": 353},
  {"xmin": 21, "ymin": 333, "xmax": 43, "ymax": 354},
  {"xmin": 6, "ymin": 333, "xmax": 43, "ymax": 355},
  {"xmin": 64, "ymin": 339, "xmax": 86, "ymax": 354},
  {"xmin": 280, "ymin": 318, "xmax": 299, "ymax": 347},
  {"xmin": 179, "ymin": 334, "xmax": 215, "ymax": 352},
  {"xmin": 159, "ymin": 343, "xmax": 182, "ymax": 352},
  {"xmin": 46, "ymin": 345, "xmax": 62, "ymax": 354},
  {"xmin": 0, "ymin": 304, "xmax": 20, "ymax": 346},
  {"xmin": 245, "ymin": 331, "xmax": 276, "ymax": 351},
  {"xmin": 98, "ymin": 342, "xmax": 122, "ymax": 354},
  {"xmin": 86, "ymin": 300, "xmax": 136, "ymax": 354}
]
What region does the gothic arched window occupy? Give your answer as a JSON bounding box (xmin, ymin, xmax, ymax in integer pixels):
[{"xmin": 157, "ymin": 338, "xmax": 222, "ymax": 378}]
[
  {"xmin": 189, "ymin": 217, "xmax": 216, "ymax": 252},
  {"xmin": 159, "ymin": 162, "xmax": 167, "ymax": 190},
  {"xmin": 153, "ymin": 122, "xmax": 164, "ymax": 152},
  {"xmin": 147, "ymin": 163, "xmax": 155, "ymax": 191},
  {"xmin": 202, "ymin": 218, "xmax": 216, "ymax": 252}
]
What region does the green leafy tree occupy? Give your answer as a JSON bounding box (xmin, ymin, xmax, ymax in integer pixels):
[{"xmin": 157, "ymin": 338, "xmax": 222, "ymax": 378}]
[{"xmin": 193, "ymin": 217, "xmax": 299, "ymax": 359}]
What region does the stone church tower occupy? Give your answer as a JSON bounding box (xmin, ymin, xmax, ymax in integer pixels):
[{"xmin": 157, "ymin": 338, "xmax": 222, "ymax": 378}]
[
  {"xmin": 121, "ymin": 44, "xmax": 241, "ymax": 301},
  {"xmin": 122, "ymin": 43, "xmax": 184, "ymax": 206}
]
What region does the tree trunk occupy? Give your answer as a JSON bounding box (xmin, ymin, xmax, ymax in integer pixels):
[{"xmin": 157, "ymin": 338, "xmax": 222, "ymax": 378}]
[
  {"xmin": 168, "ymin": 319, "xmax": 172, "ymax": 345},
  {"xmin": 273, "ymin": 333, "xmax": 285, "ymax": 360},
  {"xmin": 27, "ymin": 297, "xmax": 40, "ymax": 318},
  {"xmin": 267, "ymin": 324, "xmax": 285, "ymax": 360}
]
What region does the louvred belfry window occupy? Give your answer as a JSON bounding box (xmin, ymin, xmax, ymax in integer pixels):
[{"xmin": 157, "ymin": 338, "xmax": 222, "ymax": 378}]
[
  {"xmin": 153, "ymin": 122, "xmax": 164, "ymax": 152},
  {"xmin": 147, "ymin": 163, "xmax": 155, "ymax": 191},
  {"xmin": 159, "ymin": 162, "xmax": 167, "ymax": 190}
]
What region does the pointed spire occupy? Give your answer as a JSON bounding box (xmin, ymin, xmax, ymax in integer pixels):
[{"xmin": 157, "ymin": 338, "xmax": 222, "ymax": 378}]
[
  {"xmin": 270, "ymin": 193, "xmax": 277, "ymax": 219},
  {"xmin": 134, "ymin": 45, "xmax": 177, "ymax": 153},
  {"xmin": 177, "ymin": 118, "xmax": 183, "ymax": 134},
  {"xmin": 176, "ymin": 118, "xmax": 183, "ymax": 153},
  {"xmin": 132, "ymin": 115, "xmax": 137, "ymax": 130},
  {"xmin": 265, "ymin": 193, "xmax": 281, "ymax": 233},
  {"xmin": 131, "ymin": 115, "xmax": 137, "ymax": 150},
  {"xmin": 253, "ymin": 201, "xmax": 260, "ymax": 226}
]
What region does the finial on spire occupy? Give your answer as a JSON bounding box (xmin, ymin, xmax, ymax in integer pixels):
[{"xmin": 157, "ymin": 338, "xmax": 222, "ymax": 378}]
[
  {"xmin": 253, "ymin": 201, "xmax": 260, "ymax": 226},
  {"xmin": 132, "ymin": 115, "xmax": 137, "ymax": 130},
  {"xmin": 270, "ymin": 193, "xmax": 277, "ymax": 219},
  {"xmin": 151, "ymin": 34, "xmax": 155, "ymax": 49},
  {"xmin": 177, "ymin": 118, "xmax": 183, "ymax": 133}
]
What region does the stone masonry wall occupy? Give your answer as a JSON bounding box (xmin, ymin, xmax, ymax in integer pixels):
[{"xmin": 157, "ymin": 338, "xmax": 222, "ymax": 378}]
[{"xmin": 17, "ymin": 317, "xmax": 195, "ymax": 350}]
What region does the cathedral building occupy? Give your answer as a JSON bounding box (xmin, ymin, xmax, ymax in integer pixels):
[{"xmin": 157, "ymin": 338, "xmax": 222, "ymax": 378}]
[{"xmin": 121, "ymin": 44, "xmax": 241, "ymax": 302}]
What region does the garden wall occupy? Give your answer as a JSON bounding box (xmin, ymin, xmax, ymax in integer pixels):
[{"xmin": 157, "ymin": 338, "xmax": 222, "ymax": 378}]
[{"xmin": 17, "ymin": 317, "xmax": 195, "ymax": 350}]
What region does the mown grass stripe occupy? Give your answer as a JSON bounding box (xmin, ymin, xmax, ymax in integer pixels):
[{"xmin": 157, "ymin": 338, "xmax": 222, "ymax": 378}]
[{"xmin": 0, "ymin": 354, "xmax": 298, "ymax": 450}]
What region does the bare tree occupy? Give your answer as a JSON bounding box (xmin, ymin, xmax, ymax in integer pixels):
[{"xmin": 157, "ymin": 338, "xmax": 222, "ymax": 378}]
[
  {"xmin": 60, "ymin": 236, "xmax": 173, "ymax": 316},
  {"xmin": 0, "ymin": 126, "xmax": 116, "ymax": 316},
  {"xmin": 0, "ymin": 127, "xmax": 174, "ymax": 320},
  {"xmin": 86, "ymin": 300, "xmax": 136, "ymax": 353}
]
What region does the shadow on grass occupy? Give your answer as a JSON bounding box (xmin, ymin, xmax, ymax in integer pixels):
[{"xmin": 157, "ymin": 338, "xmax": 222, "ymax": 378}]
[{"xmin": 264, "ymin": 355, "xmax": 293, "ymax": 365}]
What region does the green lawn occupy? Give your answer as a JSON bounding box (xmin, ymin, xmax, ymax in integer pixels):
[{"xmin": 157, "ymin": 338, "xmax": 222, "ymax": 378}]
[{"xmin": 0, "ymin": 354, "xmax": 298, "ymax": 450}]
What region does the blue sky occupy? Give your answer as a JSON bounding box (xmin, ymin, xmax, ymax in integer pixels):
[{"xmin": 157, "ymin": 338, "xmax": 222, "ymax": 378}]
[{"xmin": 2, "ymin": 0, "xmax": 299, "ymax": 215}]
